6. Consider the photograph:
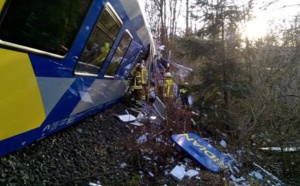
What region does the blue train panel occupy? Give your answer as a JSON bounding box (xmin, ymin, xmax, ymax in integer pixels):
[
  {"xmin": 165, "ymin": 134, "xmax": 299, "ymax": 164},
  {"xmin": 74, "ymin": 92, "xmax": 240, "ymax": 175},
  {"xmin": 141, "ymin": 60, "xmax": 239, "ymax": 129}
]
[
  {"xmin": 0, "ymin": 0, "xmax": 154, "ymax": 156},
  {"xmin": 171, "ymin": 133, "xmax": 230, "ymax": 173}
]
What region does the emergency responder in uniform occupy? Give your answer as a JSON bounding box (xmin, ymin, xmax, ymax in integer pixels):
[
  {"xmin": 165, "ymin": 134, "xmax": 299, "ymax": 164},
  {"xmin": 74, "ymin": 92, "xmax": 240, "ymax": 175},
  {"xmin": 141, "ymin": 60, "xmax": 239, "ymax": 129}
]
[
  {"xmin": 163, "ymin": 72, "xmax": 174, "ymax": 103},
  {"xmin": 147, "ymin": 80, "xmax": 156, "ymax": 105},
  {"xmin": 94, "ymin": 42, "xmax": 110, "ymax": 65},
  {"xmin": 131, "ymin": 63, "xmax": 145, "ymax": 105},
  {"xmin": 179, "ymin": 81, "xmax": 190, "ymax": 109}
]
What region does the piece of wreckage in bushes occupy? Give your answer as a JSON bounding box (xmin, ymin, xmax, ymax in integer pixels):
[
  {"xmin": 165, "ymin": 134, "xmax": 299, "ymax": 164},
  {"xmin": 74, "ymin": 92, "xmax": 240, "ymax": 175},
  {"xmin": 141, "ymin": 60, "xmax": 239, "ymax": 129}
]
[{"xmin": 115, "ymin": 99, "xmax": 165, "ymax": 127}]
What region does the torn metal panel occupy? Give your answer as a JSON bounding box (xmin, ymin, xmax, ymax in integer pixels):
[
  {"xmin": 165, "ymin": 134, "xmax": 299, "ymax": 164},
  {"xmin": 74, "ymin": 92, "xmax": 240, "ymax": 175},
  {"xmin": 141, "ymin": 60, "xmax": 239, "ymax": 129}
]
[{"xmin": 152, "ymin": 97, "xmax": 166, "ymax": 120}]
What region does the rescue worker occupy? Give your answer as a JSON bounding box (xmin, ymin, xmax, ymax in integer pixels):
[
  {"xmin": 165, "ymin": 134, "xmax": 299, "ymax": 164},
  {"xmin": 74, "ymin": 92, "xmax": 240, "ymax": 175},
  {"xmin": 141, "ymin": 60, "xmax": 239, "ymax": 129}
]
[
  {"xmin": 148, "ymin": 80, "xmax": 156, "ymax": 105},
  {"xmin": 131, "ymin": 63, "xmax": 145, "ymax": 104},
  {"xmin": 163, "ymin": 72, "xmax": 174, "ymax": 103},
  {"xmin": 179, "ymin": 81, "xmax": 190, "ymax": 109},
  {"xmin": 94, "ymin": 42, "xmax": 110, "ymax": 65}
]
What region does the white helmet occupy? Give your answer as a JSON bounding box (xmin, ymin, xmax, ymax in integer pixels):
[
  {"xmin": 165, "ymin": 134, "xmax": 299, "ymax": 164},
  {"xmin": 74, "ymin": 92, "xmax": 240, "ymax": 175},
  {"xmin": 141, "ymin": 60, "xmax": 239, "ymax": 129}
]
[{"xmin": 164, "ymin": 72, "xmax": 172, "ymax": 77}]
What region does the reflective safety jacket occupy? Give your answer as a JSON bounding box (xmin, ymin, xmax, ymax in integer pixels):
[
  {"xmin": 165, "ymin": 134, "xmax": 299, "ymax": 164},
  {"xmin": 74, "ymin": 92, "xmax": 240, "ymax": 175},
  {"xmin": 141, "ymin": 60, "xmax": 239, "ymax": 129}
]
[
  {"xmin": 163, "ymin": 78, "xmax": 174, "ymax": 98},
  {"xmin": 179, "ymin": 83, "xmax": 189, "ymax": 97},
  {"xmin": 95, "ymin": 43, "xmax": 110, "ymax": 64},
  {"xmin": 179, "ymin": 88, "xmax": 187, "ymax": 94},
  {"xmin": 132, "ymin": 70, "xmax": 142, "ymax": 90},
  {"xmin": 141, "ymin": 65, "xmax": 147, "ymax": 85}
]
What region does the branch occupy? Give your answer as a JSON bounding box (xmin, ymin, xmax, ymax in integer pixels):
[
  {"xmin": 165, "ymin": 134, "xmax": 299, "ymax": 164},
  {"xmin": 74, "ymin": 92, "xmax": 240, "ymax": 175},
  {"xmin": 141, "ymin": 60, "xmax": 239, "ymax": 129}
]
[{"xmin": 270, "ymin": 94, "xmax": 300, "ymax": 101}]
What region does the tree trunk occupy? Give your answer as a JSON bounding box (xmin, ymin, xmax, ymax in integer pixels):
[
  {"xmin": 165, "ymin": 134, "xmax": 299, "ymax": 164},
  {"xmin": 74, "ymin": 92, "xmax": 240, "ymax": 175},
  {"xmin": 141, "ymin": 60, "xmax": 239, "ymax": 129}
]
[
  {"xmin": 185, "ymin": 0, "xmax": 189, "ymax": 35},
  {"xmin": 221, "ymin": 0, "xmax": 228, "ymax": 105}
]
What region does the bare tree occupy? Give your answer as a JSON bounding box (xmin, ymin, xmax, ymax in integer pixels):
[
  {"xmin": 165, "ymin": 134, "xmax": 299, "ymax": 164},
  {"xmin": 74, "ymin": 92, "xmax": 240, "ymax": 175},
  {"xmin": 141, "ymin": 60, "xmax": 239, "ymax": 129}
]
[
  {"xmin": 145, "ymin": 0, "xmax": 183, "ymax": 56},
  {"xmin": 186, "ymin": 0, "xmax": 190, "ymax": 35}
]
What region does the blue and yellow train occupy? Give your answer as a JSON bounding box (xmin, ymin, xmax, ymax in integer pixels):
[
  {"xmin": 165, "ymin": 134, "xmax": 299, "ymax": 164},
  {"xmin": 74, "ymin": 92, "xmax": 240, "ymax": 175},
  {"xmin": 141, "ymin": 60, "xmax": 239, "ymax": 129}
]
[{"xmin": 0, "ymin": 0, "xmax": 155, "ymax": 156}]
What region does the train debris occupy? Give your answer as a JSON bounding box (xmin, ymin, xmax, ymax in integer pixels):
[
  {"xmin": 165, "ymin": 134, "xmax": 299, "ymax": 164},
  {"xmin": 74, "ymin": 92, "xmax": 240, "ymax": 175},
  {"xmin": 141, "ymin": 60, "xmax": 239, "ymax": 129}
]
[
  {"xmin": 171, "ymin": 133, "xmax": 231, "ymax": 173},
  {"xmin": 170, "ymin": 164, "xmax": 200, "ymax": 181}
]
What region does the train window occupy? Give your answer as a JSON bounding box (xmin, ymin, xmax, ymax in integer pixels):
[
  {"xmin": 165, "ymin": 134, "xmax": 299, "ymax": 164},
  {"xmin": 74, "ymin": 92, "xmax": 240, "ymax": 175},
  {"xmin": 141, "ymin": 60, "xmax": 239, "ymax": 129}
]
[
  {"xmin": 0, "ymin": 0, "xmax": 91, "ymax": 56},
  {"xmin": 104, "ymin": 30, "xmax": 133, "ymax": 77},
  {"xmin": 74, "ymin": 3, "xmax": 122, "ymax": 77}
]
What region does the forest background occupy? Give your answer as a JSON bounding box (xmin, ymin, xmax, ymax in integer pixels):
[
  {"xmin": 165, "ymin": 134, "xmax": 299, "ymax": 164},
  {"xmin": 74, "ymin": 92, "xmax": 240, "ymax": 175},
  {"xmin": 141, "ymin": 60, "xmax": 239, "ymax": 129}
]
[{"xmin": 142, "ymin": 0, "xmax": 300, "ymax": 184}]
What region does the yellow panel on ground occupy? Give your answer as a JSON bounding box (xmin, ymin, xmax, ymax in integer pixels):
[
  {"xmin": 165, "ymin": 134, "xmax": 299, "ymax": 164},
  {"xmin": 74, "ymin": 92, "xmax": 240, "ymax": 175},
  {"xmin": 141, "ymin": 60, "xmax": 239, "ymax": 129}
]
[
  {"xmin": 0, "ymin": 0, "xmax": 5, "ymax": 12},
  {"xmin": 0, "ymin": 49, "xmax": 45, "ymax": 140}
]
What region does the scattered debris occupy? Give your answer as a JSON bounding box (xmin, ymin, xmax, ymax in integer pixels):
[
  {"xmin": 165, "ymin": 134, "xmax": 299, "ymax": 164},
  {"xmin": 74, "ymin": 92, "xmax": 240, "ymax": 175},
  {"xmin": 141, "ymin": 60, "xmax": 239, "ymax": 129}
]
[
  {"xmin": 190, "ymin": 118, "xmax": 196, "ymax": 125},
  {"xmin": 186, "ymin": 169, "xmax": 200, "ymax": 179},
  {"xmin": 183, "ymin": 158, "xmax": 192, "ymax": 163},
  {"xmin": 220, "ymin": 139, "xmax": 227, "ymax": 148},
  {"xmin": 249, "ymin": 171, "xmax": 263, "ymax": 180},
  {"xmin": 136, "ymin": 133, "xmax": 150, "ymax": 144},
  {"xmin": 115, "ymin": 113, "xmax": 136, "ymax": 122},
  {"xmin": 89, "ymin": 181, "xmax": 102, "ymax": 186},
  {"xmin": 253, "ymin": 163, "xmax": 284, "ymax": 185},
  {"xmin": 152, "ymin": 97, "xmax": 166, "ymax": 119},
  {"xmin": 230, "ymin": 175, "xmax": 246, "ymax": 184},
  {"xmin": 76, "ymin": 128, "xmax": 83, "ymax": 133},
  {"xmin": 120, "ymin": 162, "xmax": 127, "ymax": 168},
  {"xmin": 170, "ymin": 164, "xmax": 200, "ymax": 181},
  {"xmin": 170, "ymin": 165, "xmax": 186, "ymax": 181},
  {"xmin": 148, "ymin": 172, "xmax": 154, "ymax": 177},
  {"xmin": 0, "ymin": 102, "xmax": 289, "ymax": 185},
  {"xmin": 143, "ymin": 156, "xmax": 152, "ymax": 161},
  {"xmin": 129, "ymin": 121, "xmax": 144, "ymax": 126},
  {"xmin": 116, "ymin": 102, "xmax": 162, "ymax": 127},
  {"xmin": 129, "ymin": 111, "xmax": 145, "ymax": 126},
  {"xmin": 259, "ymin": 146, "xmax": 300, "ymax": 152},
  {"xmin": 226, "ymin": 153, "xmax": 240, "ymax": 174}
]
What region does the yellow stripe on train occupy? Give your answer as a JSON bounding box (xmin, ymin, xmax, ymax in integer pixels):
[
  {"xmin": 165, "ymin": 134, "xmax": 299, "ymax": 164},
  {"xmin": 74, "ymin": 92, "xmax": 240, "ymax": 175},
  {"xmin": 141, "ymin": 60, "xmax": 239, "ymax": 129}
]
[
  {"xmin": 0, "ymin": 0, "xmax": 5, "ymax": 12},
  {"xmin": 0, "ymin": 49, "xmax": 45, "ymax": 140}
]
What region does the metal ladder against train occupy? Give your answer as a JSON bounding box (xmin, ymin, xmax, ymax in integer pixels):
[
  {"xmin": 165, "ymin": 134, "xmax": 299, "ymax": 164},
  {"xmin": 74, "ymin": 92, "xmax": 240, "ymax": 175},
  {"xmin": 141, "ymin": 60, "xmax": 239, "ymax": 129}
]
[{"xmin": 139, "ymin": 97, "xmax": 165, "ymax": 120}]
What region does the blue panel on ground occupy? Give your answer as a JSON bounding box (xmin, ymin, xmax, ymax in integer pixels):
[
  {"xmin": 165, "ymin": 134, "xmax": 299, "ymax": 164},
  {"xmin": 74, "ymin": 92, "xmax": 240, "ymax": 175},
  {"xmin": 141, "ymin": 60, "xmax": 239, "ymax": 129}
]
[{"xmin": 171, "ymin": 133, "xmax": 230, "ymax": 173}]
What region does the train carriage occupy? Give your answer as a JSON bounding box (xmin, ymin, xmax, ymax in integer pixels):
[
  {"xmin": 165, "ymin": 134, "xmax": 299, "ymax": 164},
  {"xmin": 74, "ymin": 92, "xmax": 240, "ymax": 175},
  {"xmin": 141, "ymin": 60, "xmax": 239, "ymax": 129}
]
[{"xmin": 0, "ymin": 0, "xmax": 154, "ymax": 156}]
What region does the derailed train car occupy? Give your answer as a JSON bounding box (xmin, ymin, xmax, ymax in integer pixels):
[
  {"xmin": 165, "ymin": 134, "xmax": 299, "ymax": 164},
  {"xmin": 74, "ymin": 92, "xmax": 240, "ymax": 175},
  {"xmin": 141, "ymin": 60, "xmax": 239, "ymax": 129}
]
[{"xmin": 0, "ymin": 0, "xmax": 155, "ymax": 156}]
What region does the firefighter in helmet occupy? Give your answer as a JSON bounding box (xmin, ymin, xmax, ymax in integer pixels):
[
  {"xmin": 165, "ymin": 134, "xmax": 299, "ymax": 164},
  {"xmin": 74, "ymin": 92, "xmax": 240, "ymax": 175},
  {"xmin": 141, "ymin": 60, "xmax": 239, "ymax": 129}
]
[
  {"xmin": 94, "ymin": 42, "xmax": 110, "ymax": 65},
  {"xmin": 163, "ymin": 72, "xmax": 174, "ymax": 103},
  {"xmin": 179, "ymin": 81, "xmax": 190, "ymax": 109},
  {"xmin": 131, "ymin": 63, "xmax": 145, "ymax": 103},
  {"xmin": 147, "ymin": 80, "xmax": 156, "ymax": 105}
]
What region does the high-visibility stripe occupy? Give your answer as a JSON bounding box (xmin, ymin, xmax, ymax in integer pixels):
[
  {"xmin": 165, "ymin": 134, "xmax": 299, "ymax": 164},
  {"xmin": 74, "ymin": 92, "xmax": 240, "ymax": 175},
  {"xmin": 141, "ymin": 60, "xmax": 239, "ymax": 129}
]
[
  {"xmin": 141, "ymin": 66, "xmax": 147, "ymax": 84},
  {"xmin": 164, "ymin": 78, "xmax": 174, "ymax": 98}
]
